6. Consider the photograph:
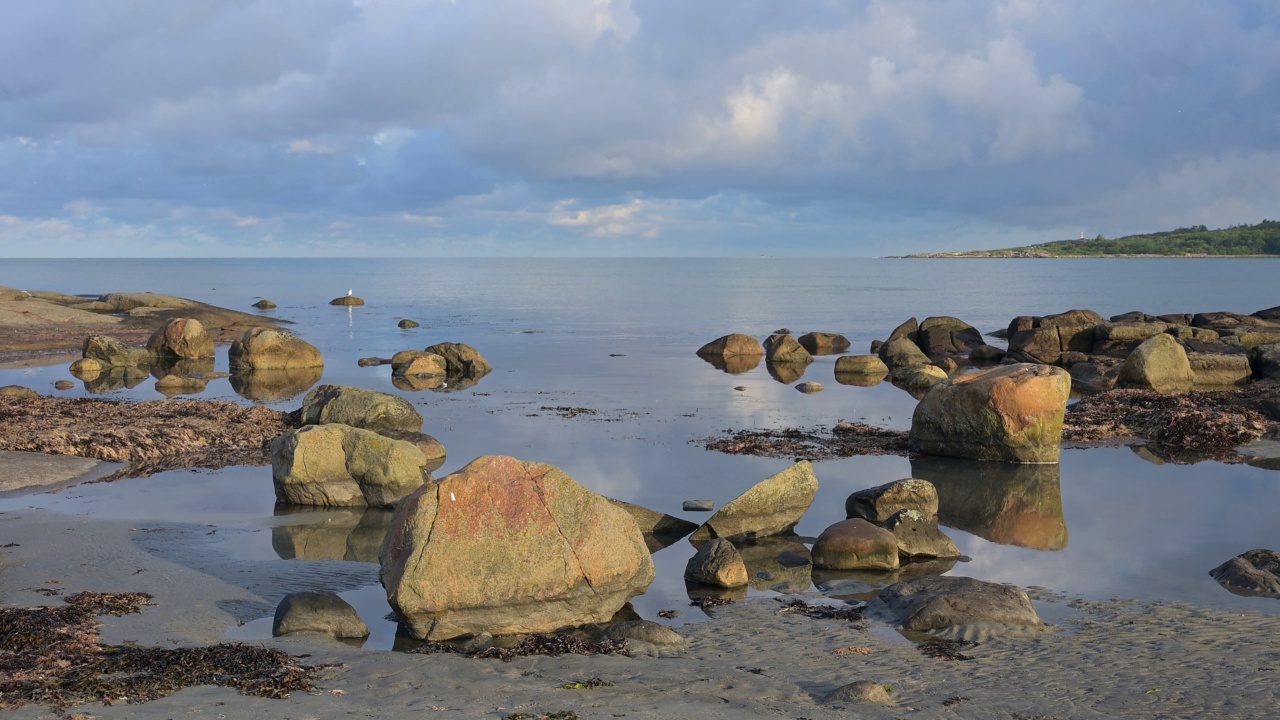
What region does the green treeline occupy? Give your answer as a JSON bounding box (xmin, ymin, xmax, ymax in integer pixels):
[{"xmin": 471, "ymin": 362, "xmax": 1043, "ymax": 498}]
[{"xmin": 1001, "ymin": 220, "xmax": 1280, "ymax": 257}]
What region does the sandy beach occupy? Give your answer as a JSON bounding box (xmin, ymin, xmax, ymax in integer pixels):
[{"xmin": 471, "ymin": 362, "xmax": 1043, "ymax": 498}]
[{"xmin": 1, "ymin": 506, "xmax": 1278, "ymax": 719}]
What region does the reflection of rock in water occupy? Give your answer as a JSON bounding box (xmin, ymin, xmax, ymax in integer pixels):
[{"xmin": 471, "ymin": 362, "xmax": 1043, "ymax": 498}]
[
  {"xmin": 151, "ymin": 356, "xmax": 216, "ymax": 381},
  {"xmin": 685, "ymin": 580, "xmax": 748, "ymax": 605},
  {"xmin": 735, "ymin": 537, "xmax": 812, "ymax": 592},
  {"xmin": 813, "ymin": 557, "xmax": 959, "ymax": 600},
  {"xmin": 85, "ymin": 366, "xmax": 149, "ymax": 394},
  {"xmin": 767, "ymin": 361, "xmax": 807, "ymax": 384},
  {"xmin": 834, "ymin": 371, "xmax": 886, "ymax": 387},
  {"xmin": 272, "ymin": 505, "xmax": 395, "ymax": 563},
  {"xmin": 699, "ymin": 354, "xmax": 762, "ymax": 375},
  {"xmin": 911, "ymin": 456, "xmax": 1068, "ymax": 551},
  {"xmin": 231, "ymin": 366, "xmax": 323, "ymax": 402}
]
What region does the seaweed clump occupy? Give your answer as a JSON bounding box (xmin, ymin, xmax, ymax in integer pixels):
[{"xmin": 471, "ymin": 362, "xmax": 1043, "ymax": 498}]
[
  {"xmin": 408, "ymin": 633, "xmax": 628, "ymax": 662},
  {"xmin": 0, "ymin": 592, "xmax": 324, "ymax": 710},
  {"xmin": 699, "ymin": 424, "xmax": 909, "ymax": 461},
  {"xmin": 1063, "ymin": 388, "xmax": 1269, "ymax": 459},
  {"xmin": 776, "ymin": 598, "xmax": 868, "ymax": 629}
]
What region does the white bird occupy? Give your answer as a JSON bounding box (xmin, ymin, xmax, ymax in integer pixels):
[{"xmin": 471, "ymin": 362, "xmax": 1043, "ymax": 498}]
[{"xmin": 347, "ymin": 289, "xmax": 353, "ymax": 296}]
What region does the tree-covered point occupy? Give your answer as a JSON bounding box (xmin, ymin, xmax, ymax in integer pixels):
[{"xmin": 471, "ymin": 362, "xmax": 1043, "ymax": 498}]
[{"xmin": 916, "ymin": 220, "xmax": 1280, "ymax": 257}]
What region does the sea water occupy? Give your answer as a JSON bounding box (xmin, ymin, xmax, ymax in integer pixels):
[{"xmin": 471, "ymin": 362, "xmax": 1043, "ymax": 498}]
[{"xmin": 2, "ymin": 257, "xmax": 1279, "ymax": 647}]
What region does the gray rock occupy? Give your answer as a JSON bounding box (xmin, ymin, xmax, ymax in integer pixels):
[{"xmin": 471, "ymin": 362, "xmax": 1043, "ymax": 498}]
[
  {"xmin": 600, "ymin": 620, "xmax": 685, "ymax": 647},
  {"xmin": 398, "ymin": 319, "xmax": 420, "ymax": 329},
  {"xmin": 872, "ymin": 575, "xmax": 1041, "ymax": 632},
  {"xmin": 272, "ymin": 591, "xmax": 369, "ymax": 638},
  {"xmin": 1209, "ymin": 549, "xmax": 1280, "ymax": 598},
  {"xmin": 689, "ymin": 461, "xmax": 818, "ymax": 543},
  {"xmin": 1251, "ymin": 343, "xmax": 1280, "ymax": 380},
  {"xmin": 883, "ymin": 509, "xmax": 960, "ymax": 559},
  {"xmin": 846, "ymin": 478, "xmax": 939, "ymax": 523},
  {"xmin": 878, "ymin": 338, "xmax": 930, "ymax": 370},
  {"xmin": 683, "ymin": 499, "xmax": 715, "ymax": 511},
  {"xmin": 764, "ymin": 333, "xmax": 814, "ymax": 365},
  {"xmin": 301, "ymin": 384, "xmax": 424, "ymax": 434},
  {"xmin": 82, "ymin": 335, "xmax": 151, "ymax": 368},
  {"xmin": 918, "ymin": 316, "xmax": 984, "ymax": 356},
  {"xmin": 252, "ymin": 299, "xmax": 276, "ymax": 309},
  {"xmin": 795, "ymin": 381, "xmax": 824, "ymax": 393},
  {"xmin": 969, "ymin": 344, "xmax": 1006, "ymax": 362},
  {"xmin": 823, "ymin": 680, "xmax": 894, "ymax": 706}
]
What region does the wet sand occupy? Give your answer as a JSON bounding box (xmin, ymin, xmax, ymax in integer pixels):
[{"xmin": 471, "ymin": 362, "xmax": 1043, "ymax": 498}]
[{"xmin": 1, "ymin": 509, "xmax": 1278, "ymax": 719}]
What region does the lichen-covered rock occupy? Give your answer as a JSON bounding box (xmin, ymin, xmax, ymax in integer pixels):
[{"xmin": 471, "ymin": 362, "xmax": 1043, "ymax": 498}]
[
  {"xmin": 873, "ymin": 575, "xmax": 1041, "ymax": 632},
  {"xmin": 393, "ymin": 353, "xmax": 447, "ymax": 378},
  {"xmin": 918, "ymin": 316, "xmax": 984, "ymax": 356},
  {"xmin": 898, "ymin": 364, "xmax": 948, "ymax": 397},
  {"xmin": 252, "ymin": 299, "xmax": 276, "ymax": 309},
  {"xmin": 0, "ymin": 385, "xmax": 39, "ymax": 400},
  {"xmin": 146, "ymin": 317, "xmax": 214, "ymax": 359},
  {"xmin": 685, "ymin": 538, "xmax": 749, "ymax": 588},
  {"xmin": 1118, "ymin": 333, "xmax": 1194, "ymax": 393},
  {"xmin": 397, "ymin": 318, "xmax": 420, "ymax": 329},
  {"xmin": 811, "ymin": 519, "xmax": 900, "ymax": 571},
  {"xmin": 1187, "ymin": 351, "xmax": 1252, "ymax": 386},
  {"xmin": 878, "ymin": 338, "xmax": 930, "ymax": 370},
  {"xmin": 380, "ymin": 455, "xmax": 654, "ymax": 640},
  {"xmin": 229, "ymin": 327, "xmax": 324, "ymax": 371},
  {"xmin": 271, "ymin": 424, "xmax": 427, "ymax": 507},
  {"xmin": 846, "ymin": 478, "xmax": 939, "ymax": 523},
  {"xmin": 883, "ymin": 509, "xmax": 960, "ymax": 558},
  {"xmin": 910, "ymin": 364, "xmax": 1071, "ymax": 463},
  {"xmin": 689, "ymin": 461, "xmax": 818, "ymax": 544},
  {"xmin": 797, "ymin": 332, "xmax": 851, "ymax": 355},
  {"xmin": 272, "ymin": 591, "xmax": 369, "ymax": 638},
  {"xmin": 301, "ymin": 384, "xmax": 424, "ymax": 434},
  {"xmin": 331, "ymin": 295, "xmax": 365, "ymax": 306},
  {"xmin": 1092, "ymin": 322, "xmax": 1173, "ymax": 357},
  {"xmin": 83, "ymin": 335, "xmax": 151, "ymax": 368}
]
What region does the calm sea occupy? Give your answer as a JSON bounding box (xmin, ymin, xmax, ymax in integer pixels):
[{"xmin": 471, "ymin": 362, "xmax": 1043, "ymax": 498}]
[{"xmin": 2, "ymin": 257, "xmax": 1279, "ymax": 647}]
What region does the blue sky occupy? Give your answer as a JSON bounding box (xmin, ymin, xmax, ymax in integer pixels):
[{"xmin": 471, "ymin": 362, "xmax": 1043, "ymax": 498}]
[{"xmin": 2, "ymin": 0, "xmax": 1279, "ymax": 257}]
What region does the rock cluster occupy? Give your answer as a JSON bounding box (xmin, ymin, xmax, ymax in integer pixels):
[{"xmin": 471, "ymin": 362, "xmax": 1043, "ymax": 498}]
[{"xmin": 812, "ymin": 478, "xmax": 959, "ymax": 572}]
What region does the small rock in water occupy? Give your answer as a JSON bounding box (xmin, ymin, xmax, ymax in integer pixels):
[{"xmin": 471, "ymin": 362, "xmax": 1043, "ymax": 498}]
[
  {"xmin": 252, "ymin": 299, "xmax": 276, "ymax": 309},
  {"xmin": 796, "ymin": 382, "xmax": 824, "ymax": 393},
  {"xmin": 773, "ymin": 328, "xmax": 792, "ymax": 335},
  {"xmin": 357, "ymin": 357, "xmax": 391, "ymax": 367},
  {"xmin": 734, "ymin": 386, "xmax": 747, "ymax": 391},
  {"xmin": 398, "ymin": 319, "xmax": 420, "ymax": 329},
  {"xmin": 53, "ymin": 380, "xmax": 75, "ymax": 390},
  {"xmin": 683, "ymin": 499, "xmax": 715, "ymax": 512},
  {"xmin": 330, "ymin": 295, "xmax": 365, "ymax": 306}
]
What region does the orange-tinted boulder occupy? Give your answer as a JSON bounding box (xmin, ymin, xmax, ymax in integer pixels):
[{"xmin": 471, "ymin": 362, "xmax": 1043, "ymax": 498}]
[
  {"xmin": 697, "ymin": 333, "xmax": 765, "ymax": 359},
  {"xmin": 146, "ymin": 317, "xmax": 214, "ymax": 359}
]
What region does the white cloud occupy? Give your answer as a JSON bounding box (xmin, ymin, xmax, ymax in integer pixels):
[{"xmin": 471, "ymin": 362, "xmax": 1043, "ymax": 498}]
[
  {"xmin": 287, "ymin": 139, "xmax": 339, "ymax": 155},
  {"xmin": 548, "ymin": 199, "xmax": 659, "ymax": 238}
]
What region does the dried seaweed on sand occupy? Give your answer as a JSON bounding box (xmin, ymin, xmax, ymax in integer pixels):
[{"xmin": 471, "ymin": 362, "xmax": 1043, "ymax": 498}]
[
  {"xmin": 0, "ymin": 592, "xmax": 324, "ymax": 709},
  {"xmin": 1063, "ymin": 387, "xmax": 1271, "ymax": 458},
  {"xmin": 0, "ymin": 395, "xmax": 292, "ymax": 479}
]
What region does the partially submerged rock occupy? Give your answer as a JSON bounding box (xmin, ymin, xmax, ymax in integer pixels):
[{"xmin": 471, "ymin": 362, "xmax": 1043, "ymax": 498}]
[
  {"xmin": 331, "ymin": 295, "xmax": 365, "ymax": 306},
  {"xmin": 423, "ymin": 342, "xmax": 492, "ymax": 379},
  {"xmin": 380, "ymin": 456, "xmax": 654, "ymax": 640},
  {"xmin": 0, "ymin": 385, "xmax": 39, "ymax": 400},
  {"xmin": 872, "ymin": 575, "xmax": 1041, "ymax": 633},
  {"xmin": 834, "ymin": 355, "xmax": 888, "ymax": 376},
  {"xmin": 846, "ymin": 478, "xmax": 939, "ymax": 523},
  {"xmin": 797, "ymin": 332, "xmax": 850, "ymax": 355},
  {"xmin": 696, "ymin": 333, "xmax": 765, "ymax": 359},
  {"xmin": 883, "ymin": 509, "xmax": 960, "ymax": 559},
  {"xmin": 690, "ymin": 461, "xmax": 818, "ymax": 544},
  {"xmin": 606, "ymin": 498, "xmax": 698, "ymax": 550},
  {"xmin": 764, "ymin": 333, "xmax": 814, "ymax": 365},
  {"xmin": 910, "ymin": 363, "xmax": 1071, "ymax": 464},
  {"xmin": 811, "ymin": 519, "xmax": 899, "ymax": 571},
  {"xmin": 685, "ymin": 538, "xmax": 749, "ymax": 588},
  {"xmin": 83, "ymin": 335, "xmax": 151, "ymax": 368},
  {"xmin": 301, "ymin": 384, "xmax": 424, "ymax": 434},
  {"xmin": 1209, "ymin": 549, "xmax": 1280, "ymax": 598},
  {"xmin": 271, "ymin": 424, "xmax": 427, "ymax": 507},
  {"xmin": 229, "ymin": 327, "xmax": 324, "ymax": 371},
  {"xmin": 272, "ymin": 591, "xmax": 369, "ymax": 638}
]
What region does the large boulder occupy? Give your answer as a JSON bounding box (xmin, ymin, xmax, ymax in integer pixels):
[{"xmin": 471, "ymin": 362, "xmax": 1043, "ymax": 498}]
[
  {"xmin": 689, "ymin": 461, "xmax": 818, "ymax": 544},
  {"xmin": 696, "ymin": 333, "xmax": 765, "ymax": 359},
  {"xmin": 380, "ymin": 456, "xmax": 655, "ymax": 640},
  {"xmin": 1118, "ymin": 333, "xmax": 1194, "ymax": 393},
  {"xmin": 684, "ymin": 538, "xmax": 749, "ymax": 588},
  {"xmin": 909, "ymin": 364, "xmax": 1071, "ymax": 464},
  {"xmin": 271, "ymin": 424, "xmax": 428, "ymax": 507},
  {"xmin": 917, "ymin": 317, "xmax": 984, "ymax": 356},
  {"xmin": 846, "ymin": 478, "xmax": 939, "ymax": 523},
  {"xmin": 764, "ymin": 334, "xmax": 814, "ymax": 365},
  {"xmin": 301, "ymin": 384, "xmax": 424, "ymax": 434},
  {"xmin": 146, "ymin": 317, "xmax": 214, "ymax": 359},
  {"xmin": 229, "ymin": 327, "xmax": 324, "ymax": 371},
  {"xmin": 797, "ymin": 332, "xmax": 850, "ymax": 355},
  {"xmin": 811, "ymin": 519, "xmax": 899, "ymax": 571},
  {"xmin": 1006, "ymin": 326, "xmax": 1063, "ymax": 365},
  {"xmin": 886, "ymin": 317, "xmax": 919, "ymax": 344},
  {"xmin": 423, "ymin": 342, "xmax": 492, "ymax": 378},
  {"xmin": 83, "ymin": 335, "xmax": 152, "ymax": 368},
  {"xmin": 272, "ymin": 591, "xmax": 369, "ymax": 638},
  {"xmin": 1209, "ymin": 549, "xmax": 1280, "ymax": 598},
  {"xmin": 872, "ymin": 576, "xmax": 1041, "ymax": 632}
]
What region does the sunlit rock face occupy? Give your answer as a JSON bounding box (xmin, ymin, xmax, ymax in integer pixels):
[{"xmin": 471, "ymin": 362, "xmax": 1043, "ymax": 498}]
[{"xmin": 380, "ymin": 456, "xmax": 654, "ymax": 640}]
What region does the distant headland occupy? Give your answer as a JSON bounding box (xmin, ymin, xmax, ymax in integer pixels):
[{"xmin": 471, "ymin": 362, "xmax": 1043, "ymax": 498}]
[{"xmin": 903, "ymin": 220, "xmax": 1280, "ymax": 258}]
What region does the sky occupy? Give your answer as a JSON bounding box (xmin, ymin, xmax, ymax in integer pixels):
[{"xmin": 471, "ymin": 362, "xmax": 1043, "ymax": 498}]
[{"xmin": 2, "ymin": 0, "xmax": 1280, "ymax": 257}]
